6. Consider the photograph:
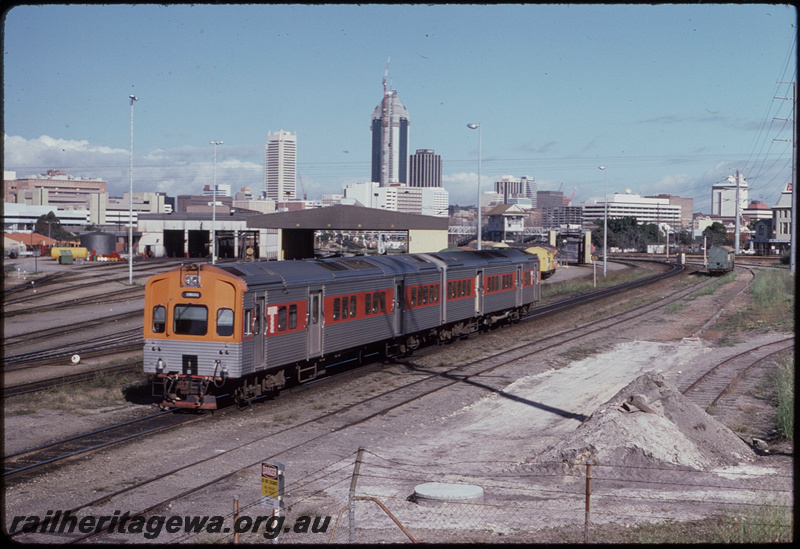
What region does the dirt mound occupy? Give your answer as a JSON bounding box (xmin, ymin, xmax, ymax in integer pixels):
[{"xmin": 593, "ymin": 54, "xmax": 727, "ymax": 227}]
[{"xmin": 534, "ymin": 371, "xmax": 755, "ymax": 470}]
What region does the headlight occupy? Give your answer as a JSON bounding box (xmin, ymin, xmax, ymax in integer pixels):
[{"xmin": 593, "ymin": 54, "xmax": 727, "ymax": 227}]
[{"xmin": 184, "ymin": 274, "xmax": 200, "ymax": 287}]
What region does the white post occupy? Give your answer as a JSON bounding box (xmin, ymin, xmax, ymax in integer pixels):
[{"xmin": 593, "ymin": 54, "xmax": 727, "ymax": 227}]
[
  {"xmin": 734, "ymin": 169, "xmax": 741, "ymax": 255},
  {"xmin": 210, "ymin": 140, "xmax": 223, "ymax": 264},
  {"xmin": 128, "ymin": 94, "xmax": 138, "ymax": 285}
]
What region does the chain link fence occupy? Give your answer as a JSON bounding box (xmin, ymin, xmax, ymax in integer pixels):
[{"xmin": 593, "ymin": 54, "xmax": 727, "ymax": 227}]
[{"xmin": 173, "ymin": 447, "xmax": 791, "ymax": 544}]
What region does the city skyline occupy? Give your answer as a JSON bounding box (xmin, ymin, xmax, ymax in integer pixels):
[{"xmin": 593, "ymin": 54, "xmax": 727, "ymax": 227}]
[{"xmin": 3, "ymin": 4, "xmax": 796, "ymax": 212}]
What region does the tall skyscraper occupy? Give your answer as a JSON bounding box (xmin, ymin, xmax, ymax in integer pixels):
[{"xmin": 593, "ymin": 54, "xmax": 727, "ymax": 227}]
[
  {"xmin": 409, "ymin": 149, "xmax": 441, "ymax": 188},
  {"xmin": 371, "ymin": 89, "xmax": 409, "ymax": 186},
  {"xmin": 264, "ymin": 130, "xmax": 297, "ymax": 201}
]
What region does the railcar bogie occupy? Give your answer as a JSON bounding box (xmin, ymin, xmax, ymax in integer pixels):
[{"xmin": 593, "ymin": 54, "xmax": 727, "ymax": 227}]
[{"xmin": 143, "ymin": 249, "xmax": 540, "ymax": 410}]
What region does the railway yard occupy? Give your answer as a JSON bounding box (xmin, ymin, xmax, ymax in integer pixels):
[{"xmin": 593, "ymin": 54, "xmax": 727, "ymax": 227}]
[{"xmin": 2, "ymin": 254, "xmax": 794, "ymax": 543}]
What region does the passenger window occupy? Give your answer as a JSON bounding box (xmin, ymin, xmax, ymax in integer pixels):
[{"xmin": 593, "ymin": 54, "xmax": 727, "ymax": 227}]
[
  {"xmin": 333, "ymin": 298, "xmax": 341, "ymax": 321},
  {"xmin": 410, "ymin": 288, "xmax": 416, "ymax": 307},
  {"xmin": 278, "ymin": 306, "xmax": 287, "ymax": 331},
  {"xmin": 289, "ymin": 304, "xmax": 297, "ymax": 329},
  {"xmin": 350, "ymin": 296, "xmax": 357, "ymax": 317},
  {"xmin": 173, "ymin": 304, "xmax": 208, "ymax": 335},
  {"xmin": 216, "ymin": 308, "xmax": 234, "ymax": 337},
  {"xmin": 422, "ymin": 285, "xmax": 428, "ymax": 304},
  {"xmin": 341, "ymin": 296, "xmax": 349, "ymax": 319},
  {"xmin": 372, "ymin": 292, "xmax": 379, "ymax": 313},
  {"xmin": 244, "ymin": 308, "xmax": 253, "ymax": 336},
  {"xmin": 379, "ymin": 292, "xmax": 386, "ymax": 312},
  {"xmin": 152, "ymin": 305, "xmax": 166, "ymax": 333},
  {"xmin": 365, "ymin": 293, "xmax": 372, "ymax": 315}
]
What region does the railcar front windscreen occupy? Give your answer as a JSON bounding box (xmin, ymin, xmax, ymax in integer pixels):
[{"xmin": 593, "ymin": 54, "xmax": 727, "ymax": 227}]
[{"xmin": 174, "ymin": 304, "xmax": 208, "ymax": 335}]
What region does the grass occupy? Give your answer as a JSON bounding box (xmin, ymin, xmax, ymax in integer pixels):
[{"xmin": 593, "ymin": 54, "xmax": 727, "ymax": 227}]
[
  {"xmin": 717, "ymin": 270, "xmax": 795, "ymax": 333},
  {"xmin": 773, "ymin": 355, "xmax": 794, "ymax": 441},
  {"xmin": 17, "ymin": 373, "xmax": 150, "ymax": 414},
  {"xmin": 714, "ymin": 499, "xmax": 794, "ymax": 543},
  {"xmin": 540, "ymin": 264, "xmax": 653, "ymax": 300},
  {"xmin": 664, "ymin": 302, "xmax": 684, "ymax": 314},
  {"xmin": 690, "ymin": 271, "xmax": 736, "ymax": 297}
]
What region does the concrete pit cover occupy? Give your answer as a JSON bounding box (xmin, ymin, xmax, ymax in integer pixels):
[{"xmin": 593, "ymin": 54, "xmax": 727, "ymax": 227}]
[{"xmin": 413, "ymin": 482, "xmax": 484, "ymax": 506}]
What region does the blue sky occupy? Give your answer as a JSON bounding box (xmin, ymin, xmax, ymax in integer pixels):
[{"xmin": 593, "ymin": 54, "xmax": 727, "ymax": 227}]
[{"xmin": 3, "ymin": 4, "xmax": 797, "ymax": 212}]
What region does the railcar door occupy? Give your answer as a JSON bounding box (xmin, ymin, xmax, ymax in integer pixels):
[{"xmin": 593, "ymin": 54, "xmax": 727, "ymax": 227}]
[
  {"xmin": 308, "ymin": 290, "xmax": 322, "ymax": 357},
  {"xmin": 254, "ymin": 295, "xmax": 266, "ymax": 368},
  {"xmin": 475, "ymin": 272, "xmax": 483, "ymax": 316},
  {"xmin": 393, "ymin": 281, "xmax": 404, "ymax": 335}
]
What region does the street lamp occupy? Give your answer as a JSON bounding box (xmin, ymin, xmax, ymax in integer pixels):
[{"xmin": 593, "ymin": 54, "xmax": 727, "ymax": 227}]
[
  {"xmin": 210, "ymin": 140, "xmax": 223, "ymax": 264},
  {"xmin": 467, "ymin": 123, "xmax": 482, "ymax": 250},
  {"xmin": 129, "ymin": 94, "xmax": 138, "ymax": 285},
  {"xmin": 598, "ymin": 166, "xmax": 607, "ymax": 278}
]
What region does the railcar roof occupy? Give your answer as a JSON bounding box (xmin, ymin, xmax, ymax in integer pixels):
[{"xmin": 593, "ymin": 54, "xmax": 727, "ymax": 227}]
[
  {"xmin": 427, "ymin": 248, "xmax": 534, "ymax": 268},
  {"xmin": 215, "ymin": 249, "xmax": 535, "ymax": 287},
  {"xmin": 216, "ymin": 253, "xmax": 439, "ymax": 286}
]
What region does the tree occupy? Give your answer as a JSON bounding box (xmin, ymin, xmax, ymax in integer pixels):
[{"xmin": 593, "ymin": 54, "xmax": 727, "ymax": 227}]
[
  {"xmin": 703, "ymin": 222, "xmax": 731, "ymax": 247},
  {"xmin": 34, "ymin": 212, "xmax": 76, "ymax": 242},
  {"xmin": 676, "ymin": 229, "xmax": 693, "ymax": 247}
]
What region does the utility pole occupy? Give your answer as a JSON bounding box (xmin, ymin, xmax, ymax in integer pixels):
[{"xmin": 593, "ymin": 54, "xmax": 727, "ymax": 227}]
[
  {"xmin": 775, "ymin": 81, "xmax": 796, "ymax": 274},
  {"xmin": 734, "ymin": 169, "xmax": 741, "ymax": 255}
]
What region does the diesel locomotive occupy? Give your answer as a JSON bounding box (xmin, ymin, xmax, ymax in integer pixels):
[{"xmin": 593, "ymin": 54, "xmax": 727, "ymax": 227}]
[{"xmin": 143, "ymin": 249, "xmax": 540, "ymax": 410}]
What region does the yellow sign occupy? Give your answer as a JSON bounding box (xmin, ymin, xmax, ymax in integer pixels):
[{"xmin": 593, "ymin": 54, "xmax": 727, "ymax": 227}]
[{"xmin": 261, "ymin": 463, "xmax": 279, "ymax": 498}]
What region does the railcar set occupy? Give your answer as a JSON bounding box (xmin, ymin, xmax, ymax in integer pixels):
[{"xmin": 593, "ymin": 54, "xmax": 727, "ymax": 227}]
[{"xmin": 143, "ymin": 249, "xmax": 541, "ymax": 409}]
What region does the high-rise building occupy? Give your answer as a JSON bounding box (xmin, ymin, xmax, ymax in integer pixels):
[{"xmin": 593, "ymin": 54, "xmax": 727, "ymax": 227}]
[
  {"xmin": 264, "ymin": 130, "xmax": 297, "ymax": 201},
  {"xmin": 409, "ymin": 149, "xmax": 441, "ymax": 188},
  {"xmin": 494, "ymin": 175, "xmax": 536, "ymax": 206},
  {"xmin": 711, "ymin": 174, "xmax": 748, "ymax": 218},
  {"xmin": 371, "ymin": 90, "xmax": 409, "ymax": 186}
]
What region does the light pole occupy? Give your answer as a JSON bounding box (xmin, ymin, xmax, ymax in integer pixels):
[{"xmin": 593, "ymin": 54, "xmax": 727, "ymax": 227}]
[
  {"xmin": 467, "ymin": 123, "xmax": 482, "ymax": 250},
  {"xmin": 598, "ymin": 166, "xmax": 607, "ymax": 277},
  {"xmin": 210, "ymin": 140, "xmax": 223, "ymax": 264},
  {"xmin": 129, "ymin": 94, "xmax": 138, "ymax": 285}
]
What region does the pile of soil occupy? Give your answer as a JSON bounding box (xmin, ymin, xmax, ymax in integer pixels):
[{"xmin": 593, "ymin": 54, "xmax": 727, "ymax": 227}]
[{"xmin": 534, "ymin": 371, "xmax": 756, "ymax": 470}]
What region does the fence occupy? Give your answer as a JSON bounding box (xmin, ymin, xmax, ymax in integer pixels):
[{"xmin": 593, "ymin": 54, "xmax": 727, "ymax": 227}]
[{"xmin": 172, "ymin": 447, "xmax": 793, "ymax": 544}]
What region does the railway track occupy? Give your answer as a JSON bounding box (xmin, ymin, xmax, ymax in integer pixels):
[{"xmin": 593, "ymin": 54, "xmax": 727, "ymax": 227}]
[
  {"xmin": 3, "ymin": 361, "xmax": 141, "ymax": 398},
  {"xmin": 3, "ymin": 409, "xmax": 202, "ymax": 479},
  {"xmin": 7, "ymin": 260, "xmax": 729, "ymax": 543},
  {"xmin": 3, "ymin": 330, "xmax": 142, "ymax": 368},
  {"xmin": 4, "ymin": 310, "xmax": 142, "ymax": 349},
  {"xmin": 680, "ymin": 337, "xmax": 795, "ymax": 413}
]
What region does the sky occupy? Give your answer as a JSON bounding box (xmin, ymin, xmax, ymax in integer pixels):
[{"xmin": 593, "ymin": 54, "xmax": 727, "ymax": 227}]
[{"xmin": 3, "ymin": 4, "xmax": 797, "ymax": 212}]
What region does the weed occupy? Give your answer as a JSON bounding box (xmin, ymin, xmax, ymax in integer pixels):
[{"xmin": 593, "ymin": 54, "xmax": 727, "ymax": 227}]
[{"xmin": 664, "ymin": 302, "xmax": 684, "ymax": 314}]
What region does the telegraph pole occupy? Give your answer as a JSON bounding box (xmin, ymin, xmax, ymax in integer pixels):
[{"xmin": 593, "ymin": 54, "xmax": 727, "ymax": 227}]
[
  {"xmin": 774, "ymin": 82, "xmax": 796, "ymax": 273},
  {"xmin": 775, "ymin": 81, "xmax": 796, "ymax": 273}
]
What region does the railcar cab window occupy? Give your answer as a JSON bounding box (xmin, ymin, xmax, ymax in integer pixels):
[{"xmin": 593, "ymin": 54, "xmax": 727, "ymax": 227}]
[
  {"xmin": 216, "ymin": 308, "xmax": 234, "ymax": 337},
  {"xmin": 152, "ymin": 305, "xmax": 166, "ymax": 333},
  {"xmin": 174, "ymin": 304, "xmax": 208, "ymax": 335}
]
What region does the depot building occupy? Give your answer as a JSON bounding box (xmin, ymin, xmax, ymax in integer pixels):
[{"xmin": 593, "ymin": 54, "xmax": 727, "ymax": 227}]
[{"xmin": 137, "ymin": 205, "xmax": 448, "ymax": 260}]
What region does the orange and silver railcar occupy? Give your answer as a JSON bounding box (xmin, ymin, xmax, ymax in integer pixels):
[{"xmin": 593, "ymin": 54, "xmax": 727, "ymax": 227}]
[{"xmin": 143, "ymin": 249, "xmax": 540, "ymax": 410}]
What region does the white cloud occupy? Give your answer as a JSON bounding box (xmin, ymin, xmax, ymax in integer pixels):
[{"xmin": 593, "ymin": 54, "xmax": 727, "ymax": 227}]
[{"xmin": 3, "ymin": 134, "xmax": 265, "ymax": 198}]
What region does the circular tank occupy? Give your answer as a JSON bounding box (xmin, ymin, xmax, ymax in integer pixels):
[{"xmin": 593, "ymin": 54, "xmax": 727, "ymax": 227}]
[
  {"xmin": 412, "ymin": 482, "xmax": 484, "ymax": 506},
  {"xmin": 80, "ymin": 232, "xmax": 116, "ymax": 255}
]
